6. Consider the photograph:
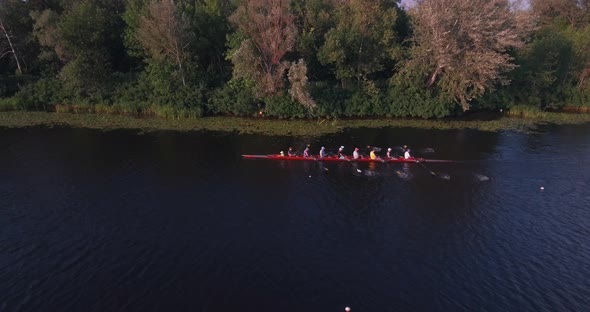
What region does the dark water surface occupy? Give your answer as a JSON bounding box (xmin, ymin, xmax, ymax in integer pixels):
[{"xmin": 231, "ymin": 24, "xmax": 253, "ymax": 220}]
[{"xmin": 1, "ymin": 124, "xmax": 589, "ymax": 312}]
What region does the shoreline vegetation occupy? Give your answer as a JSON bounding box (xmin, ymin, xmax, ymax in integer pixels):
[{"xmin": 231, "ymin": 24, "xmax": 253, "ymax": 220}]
[
  {"xmin": 1, "ymin": 110, "xmax": 589, "ymax": 136},
  {"xmin": 2, "ymin": 0, "xmax": 590, "ymax": 122}
]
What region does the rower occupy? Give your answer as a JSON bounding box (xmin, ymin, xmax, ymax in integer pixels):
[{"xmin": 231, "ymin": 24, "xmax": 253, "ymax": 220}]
[
  {"xmin": 338, "ymin": 146, "xmax": 346, "ymax": 159},
  {"xmin": 370, "ymin": 149, "xmax": 377, "ymax": 160},
  {"xmin": 319, "ymin": 146, "xmax": 326, "ymax": 158},
  {"xmin": 288, "ymin": 147, "xmax": 295, "ymax": 156},
  {"xmin": 404, "ymin": 148, "xmax": 412, "ymax": 159},
  {"xmin": 386, "ymin": 148, "xmax": 392, "ymax": 158},
  {"xmin": 280, "ymin": 151, "xmax": 285, "ymax": 157},
  {"xmin": 303, "ymin": 145, "xmax": 311, "ymax": 157},
  {"xmin": 353, "ymin": 147, "xmax": 360, "ymax": 159}
]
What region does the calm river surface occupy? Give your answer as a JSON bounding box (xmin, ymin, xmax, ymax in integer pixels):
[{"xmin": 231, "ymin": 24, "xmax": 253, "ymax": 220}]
[{"xmin": 1, "ymin": 123, "xmax": 589, "ymax": 312}]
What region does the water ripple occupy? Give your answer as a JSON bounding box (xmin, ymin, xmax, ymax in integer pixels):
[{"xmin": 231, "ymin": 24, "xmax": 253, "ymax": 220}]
[{"xmin": 1, "ymin": 126, "xmax": 590, "ymax": 311}]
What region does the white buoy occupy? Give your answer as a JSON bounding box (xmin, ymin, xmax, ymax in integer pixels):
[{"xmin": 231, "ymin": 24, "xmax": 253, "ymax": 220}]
[
  {"xmin": 309, "ymin": 175, "xmax": 312, "ymax": 178},
  {"xmin": 540, "ymin": 186, "xmax": 544, "ymax": 190},
  {"xmin": 345, "ymin": 307, "xmax": 351, "ymax": 312}
]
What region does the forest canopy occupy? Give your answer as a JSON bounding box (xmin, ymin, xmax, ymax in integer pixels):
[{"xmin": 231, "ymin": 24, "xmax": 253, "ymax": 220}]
[{"xmin": 1, "ymin": 0, "xmax": 589, "ymax": 118}]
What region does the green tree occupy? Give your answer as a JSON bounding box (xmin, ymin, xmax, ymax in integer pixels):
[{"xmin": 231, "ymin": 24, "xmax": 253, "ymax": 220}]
[
  {"xmin": 531, "ymin": 0, "xmax": 590, "ymax": 94},
  {"xmin": 30, "ymin": 0, "xmax": 125, "ymax": 100},
  {"xmin": 292, "ymin": 0, "xmax": 337, "ymax": 81},
  {"xmin": 184, "ymin": 0, "xmax": 233, "ymax": 86},
  {"xmin": 317, "ymin": 0, "xmax": 402, "ymax": 87},
  {"xmin": 122, "ymin": 0, "xmax": 149, "ymax": 60},
  {"xmin": 493, "ymin": 19, "xmax": 590, "ymax": 109},
  {"xmin": 58, "ymin": 0, "xmax": 118, "ymax": 99}
]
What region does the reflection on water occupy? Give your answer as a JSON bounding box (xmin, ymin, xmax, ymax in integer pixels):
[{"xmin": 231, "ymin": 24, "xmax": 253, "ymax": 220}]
[
  {"xmin": 1, "ymin": 124, "xmax": 590, "ymax": 312},
  {"xmin": 394, "ymin": 169, "xmax": 408, "ymax": 179}
]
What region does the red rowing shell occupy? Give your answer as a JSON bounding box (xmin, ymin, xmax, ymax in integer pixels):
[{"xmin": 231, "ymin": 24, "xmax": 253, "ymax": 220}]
[{"xmin": 241, "ymin": 154, "xmax": 453, "ymax": 163}]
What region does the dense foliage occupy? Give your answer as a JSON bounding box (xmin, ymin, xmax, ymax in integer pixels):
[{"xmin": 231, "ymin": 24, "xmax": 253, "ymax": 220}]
[{"xmin": 0, "ymin": 0, "xmax": 589, "ymax": 118}]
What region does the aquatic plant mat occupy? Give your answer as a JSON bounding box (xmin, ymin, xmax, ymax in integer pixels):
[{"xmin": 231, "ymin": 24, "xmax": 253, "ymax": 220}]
[{"xmin": 1, "ymin": 112, "xmax": 590, "ymax": 136}]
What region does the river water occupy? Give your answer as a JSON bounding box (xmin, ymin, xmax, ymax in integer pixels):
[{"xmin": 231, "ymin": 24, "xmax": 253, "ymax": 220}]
[{"xmin": 1, "ymin": 124, "xmax": 589, "ymax": 311}]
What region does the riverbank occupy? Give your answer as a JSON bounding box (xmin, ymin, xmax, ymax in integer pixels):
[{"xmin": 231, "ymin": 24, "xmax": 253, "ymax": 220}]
[{"xmin": 1, "ymin": 111, "xmax": 590, "ymax": 136}]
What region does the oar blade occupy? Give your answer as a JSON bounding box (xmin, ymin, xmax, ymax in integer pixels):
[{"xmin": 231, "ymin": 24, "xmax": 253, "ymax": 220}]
[{"xmin": 438, "ymin": 173, "xmax": 451, "ymax": 180}]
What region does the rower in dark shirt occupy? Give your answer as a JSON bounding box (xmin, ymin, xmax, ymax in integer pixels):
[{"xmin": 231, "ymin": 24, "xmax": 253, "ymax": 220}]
[
  {"xmin": 288, "ymin": 147, "xmax": 295, "ymax": 156},
  {"xmin": 303, "ymin": 145, "xmax": 311, "ymax": 157}
]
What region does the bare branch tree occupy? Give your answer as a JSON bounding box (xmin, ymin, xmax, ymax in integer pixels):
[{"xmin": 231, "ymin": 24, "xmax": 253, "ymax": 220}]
[
  {"xmin": 30, "ymin": 9, "xmax": 65, "ymax": 62},
  {"xmin": 0, "ymin": 15, "xmax": 23, "ymax": 75},
  {"xmin": 229, "ymin": 0, "xmax": 297, "ymax": 97},
  {"xmin": 288, "ymin": 59, "xmax": 316, "ymax": 110},
  {"xmin": 136, "ymin": 0, "xmax": 192, "ymax": 86},
  {"xmin": 532, "ymin": 0, "xmax": 590, "ymax": 28},
  {"xmin": 407, "ymin": 0, "xmax": 533, "ymax": 110}
]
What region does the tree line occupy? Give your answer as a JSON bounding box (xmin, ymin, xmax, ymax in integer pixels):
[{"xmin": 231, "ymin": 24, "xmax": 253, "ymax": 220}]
[{"xmin": 0, "ymin": 0, "xmax": 589, "ymax": 119}]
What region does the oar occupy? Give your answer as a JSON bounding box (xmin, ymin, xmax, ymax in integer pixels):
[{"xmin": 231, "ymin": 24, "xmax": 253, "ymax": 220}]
[
  {"xmin": 343, "ymin": 158, "xmax": 362, "ymax": 174},
  {"xmin": 415, "ymin": 160, "xmax": 437, "ymax": 177},
  {"xmin": 419, "ymin": 147, "xmax": 436, "ymax": 153},
  {"xmin": 345, "ymin": 158, "xmax": 362, "ymax": 174},
  {"xmin": 415, "ymin": 160, "xmax": 451, "ymax": 180},
  {"xmin": 367, "ymin": 146, "xmax": 382, "ymax": 152}
]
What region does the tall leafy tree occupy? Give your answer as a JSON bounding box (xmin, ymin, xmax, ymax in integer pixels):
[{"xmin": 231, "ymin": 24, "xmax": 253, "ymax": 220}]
[
  {"xmin": 508, "ymin": 26, "xmax": 575, "ymax": 108},
  {"xmin": 498, "ymin": 1, "xmax": 590, "ymax": 108},
  {"xmin": 293, "ymin": 0, "xmax": 338, "ymax": 81},
  {"xmin": 30, "ymin": 0, "xmax": 125, "ymax": 99},
  {"xmin": 58, "ymin": 0, "xmax": 118, "ymax": 98},
  {"xmin": 531, "ymin": 0, "xmax": 590, "ymax": 92},
  {"xmin": 192, "ymin": 0, "xmax": 233, "ymax": 86},
  {"xmin": 184, "ymin": 0, "xmax": 233, "ymax": 84},
  {"xmin": 122, "ymin": 0, "xmax": 149, "ymax": 60},
  {"xmin": 570, "ymin": 25, "xmax": 590, "ymax": 91},
  {"xmin": 318, "ymin": 0, "xmax": 403, "ymax": 87}
]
